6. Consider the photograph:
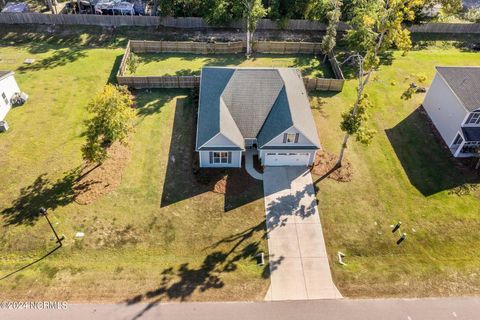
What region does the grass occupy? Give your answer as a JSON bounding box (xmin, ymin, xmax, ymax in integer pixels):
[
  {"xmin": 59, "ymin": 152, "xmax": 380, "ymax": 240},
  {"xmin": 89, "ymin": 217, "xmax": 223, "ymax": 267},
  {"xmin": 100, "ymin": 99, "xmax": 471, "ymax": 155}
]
[
  {"xmin": 0, "ymin": 35, "xmax": 268, "ymax": 302},
  {"xmin": 1, "ymin": 24, "xmax": 480, "ymax": 300},
  {"xmin": 312, "ymin": 46, "xmax": 480, "ymax": 297},
  {"xmin": 126, "ymin": 52, "xmax": 334, "ymax": 78}
]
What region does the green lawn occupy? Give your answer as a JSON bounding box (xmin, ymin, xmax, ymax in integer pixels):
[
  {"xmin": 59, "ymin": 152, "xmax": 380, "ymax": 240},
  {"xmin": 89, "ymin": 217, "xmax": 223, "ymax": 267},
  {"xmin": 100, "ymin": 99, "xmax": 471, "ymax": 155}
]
[
  {"xmin": 1, "ymin": 25, "xmax": 480, "ymax": 301},
  {"xmin": 127, "ymin": 53, "xmax": 334, "ymax": 78},
  {"xmin": 313, "ymin": 47, "xmax": 480, "ymax": 297},
  {"xmin": 0, "ymin": 35, "xmax": 268, "ymax": 302}
]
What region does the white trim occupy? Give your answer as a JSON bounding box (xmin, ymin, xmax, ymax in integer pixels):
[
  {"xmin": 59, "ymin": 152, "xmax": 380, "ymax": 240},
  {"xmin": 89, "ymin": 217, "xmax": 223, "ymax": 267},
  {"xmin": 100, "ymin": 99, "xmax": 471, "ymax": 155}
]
[
  {"xmin": 449, "ymin": 130, "xmax": 464, "ymax": 148},
  {"xmin": 454, "ymin": 140, "xmax": 465, "ymax": 157}
]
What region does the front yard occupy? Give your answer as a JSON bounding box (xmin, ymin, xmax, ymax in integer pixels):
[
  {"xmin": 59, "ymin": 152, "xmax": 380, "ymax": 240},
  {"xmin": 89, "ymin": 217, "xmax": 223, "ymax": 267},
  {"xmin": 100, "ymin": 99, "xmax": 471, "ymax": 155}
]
[
  {"xmin": 0, "ymin": 25, "xmax": 480, "ymax": 301},
  {"xmin": 0, "ymin": 33, "xmax": 268, "ymax": 302}
]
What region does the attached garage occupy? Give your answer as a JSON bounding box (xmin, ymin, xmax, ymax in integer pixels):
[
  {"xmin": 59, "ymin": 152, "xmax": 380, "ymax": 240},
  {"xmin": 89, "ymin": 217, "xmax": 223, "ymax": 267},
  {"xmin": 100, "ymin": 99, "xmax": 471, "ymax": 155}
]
[{"xmin": 263, "ymin": 152, "xmax": 312, "ymax": 166}]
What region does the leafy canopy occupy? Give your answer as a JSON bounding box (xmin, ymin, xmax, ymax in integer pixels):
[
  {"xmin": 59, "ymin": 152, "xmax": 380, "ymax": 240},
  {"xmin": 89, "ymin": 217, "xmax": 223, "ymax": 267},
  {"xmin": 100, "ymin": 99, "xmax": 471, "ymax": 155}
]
[{"xmin": 82, "ymin": 85, "xmax": 135, "ymax": 164}]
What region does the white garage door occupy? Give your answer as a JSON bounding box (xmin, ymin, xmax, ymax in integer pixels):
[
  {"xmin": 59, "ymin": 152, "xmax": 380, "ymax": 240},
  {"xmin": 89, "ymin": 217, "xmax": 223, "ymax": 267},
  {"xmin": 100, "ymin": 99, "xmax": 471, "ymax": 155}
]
[{"xmin": 264, "ymin": 152, "xmax": 310, "ymax": 166}]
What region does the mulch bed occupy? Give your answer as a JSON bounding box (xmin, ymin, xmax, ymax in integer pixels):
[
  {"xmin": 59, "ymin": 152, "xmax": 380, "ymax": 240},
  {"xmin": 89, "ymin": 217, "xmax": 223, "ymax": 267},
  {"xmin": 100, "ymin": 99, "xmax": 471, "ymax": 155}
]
[
  {"xmin": 310, "ymin": 150, "xmax": 353, "ymax": 182},
  {"xmin": 74, "ymin": 140, "xmax": 133, "ymax": 205},
  {"xmin": 194, "ymin": 165, "xmax": 255, "ymax": 195}
]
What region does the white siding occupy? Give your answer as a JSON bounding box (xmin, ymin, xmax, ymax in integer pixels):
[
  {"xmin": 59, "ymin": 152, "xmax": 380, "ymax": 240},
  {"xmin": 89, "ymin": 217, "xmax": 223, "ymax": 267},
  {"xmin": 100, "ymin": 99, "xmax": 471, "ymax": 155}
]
[
  {"xmin": 200, "ymin": 133, "xmax": 239, "ymax": 148},
  {"xmin": 263, "ymin": 126, "xmax": 316, "ymax": 147},
  {"xmin": 423, "ymin": 72, "xmax": 468, "ymax": 147},
  {"xmin": 0, "ymin": 74, "xmax": 20, "ymax": 121},
  {"xmin": 199, "ymin": 151, "xmax": 242, "ymax": 168},
  {"xmin": 259, "ymin": 149, "xmax": 316, "ymax": 166}
]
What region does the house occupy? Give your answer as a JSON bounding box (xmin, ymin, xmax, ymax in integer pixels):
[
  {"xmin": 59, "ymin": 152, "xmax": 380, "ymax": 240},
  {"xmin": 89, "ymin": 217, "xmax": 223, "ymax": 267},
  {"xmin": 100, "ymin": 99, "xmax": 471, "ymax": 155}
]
[
  {"xmin": 423, "ymin": 66, "xmax": 480, "ymax": 157},
  {"xmin": 0, "ymin": 71, "xmax": 21, "ymax": 121},
  {"xmin": 195, "ymin": 67, "xmax": 321, "ymax": 168}
]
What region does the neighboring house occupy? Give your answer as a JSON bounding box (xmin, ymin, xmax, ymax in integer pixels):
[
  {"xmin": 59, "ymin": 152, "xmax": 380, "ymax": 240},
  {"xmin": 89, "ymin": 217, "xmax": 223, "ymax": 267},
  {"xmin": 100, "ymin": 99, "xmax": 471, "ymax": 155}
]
[
  {"xmin": 423, "ymin": 66, "xmax": 480, "ymax": 157},
  {"xmin": 195, "ymin": 67, "xmax": 321, "ymax": 168},
  {"xmin": 463, "ymin": 0, "xmax": 480, "ymax": 9},
  {"xmin": 0, "ymin": 71, "xmax": 21, "ymax": 121}
]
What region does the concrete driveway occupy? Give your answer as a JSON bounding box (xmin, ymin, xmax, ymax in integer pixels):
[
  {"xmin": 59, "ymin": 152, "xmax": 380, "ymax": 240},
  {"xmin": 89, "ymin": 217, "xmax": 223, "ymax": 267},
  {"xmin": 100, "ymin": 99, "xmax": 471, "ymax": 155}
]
[{"xmin": 263, "ymin": 166, "xmax": 341, "ymax": 301}]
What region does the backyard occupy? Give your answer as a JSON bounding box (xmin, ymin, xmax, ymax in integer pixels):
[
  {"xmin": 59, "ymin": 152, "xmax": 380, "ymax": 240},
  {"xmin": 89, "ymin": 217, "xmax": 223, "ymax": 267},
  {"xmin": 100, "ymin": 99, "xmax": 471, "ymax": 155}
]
[
  {"xmin": 0, "ymin": 25, "xmax": 479, "ymax": 301},
  {"xmin": 125, "ymin": 52, "xmax": 334, "ymax": 78}
]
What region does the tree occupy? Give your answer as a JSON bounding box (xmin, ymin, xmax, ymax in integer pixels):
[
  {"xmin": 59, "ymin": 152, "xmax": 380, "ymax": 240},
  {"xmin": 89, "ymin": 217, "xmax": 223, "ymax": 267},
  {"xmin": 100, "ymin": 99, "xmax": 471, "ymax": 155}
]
[
  {"xmin": 82, "ymin": 85, "xmax": 135, "ymax": 164},
  {"xmin": 320, "ymin": 0, "xmax": 342, "ymax": 61},
  {"xmin": 242, "ymin": 0, "xmax": 268, "ymax": 57},
  {"xmin": 337, "ymin": 0, "xmax": 421, "ymax": 165}
]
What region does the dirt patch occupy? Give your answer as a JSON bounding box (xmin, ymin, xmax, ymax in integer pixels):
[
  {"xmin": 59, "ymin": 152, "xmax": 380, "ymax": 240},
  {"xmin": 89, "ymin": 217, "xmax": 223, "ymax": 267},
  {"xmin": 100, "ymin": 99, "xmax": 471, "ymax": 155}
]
[
  {"xmin": 74, "ymin": 141, "xmax": 132, "ymax": 205},
  {"xmin": 311, "ymin": 150, "xmax": 353, "ymax": 182}
]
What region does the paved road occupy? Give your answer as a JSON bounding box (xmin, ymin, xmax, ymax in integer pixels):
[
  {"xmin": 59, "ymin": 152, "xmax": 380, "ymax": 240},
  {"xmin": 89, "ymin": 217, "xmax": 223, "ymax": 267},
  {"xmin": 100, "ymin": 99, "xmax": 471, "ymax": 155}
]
[
  {"xmin": 263, "ymin": 166, "xmax": 341, "ymax": 300},
  {"xmin": 1, "ymin": 298, "xmax": 479, "ymax": 320}
]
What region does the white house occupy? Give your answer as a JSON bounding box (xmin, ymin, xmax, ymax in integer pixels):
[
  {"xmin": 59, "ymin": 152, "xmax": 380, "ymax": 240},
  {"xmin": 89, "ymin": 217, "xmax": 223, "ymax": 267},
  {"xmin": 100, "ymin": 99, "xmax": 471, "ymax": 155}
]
[
  {"xmin": 0, "ymin": 71, "xmax": 21, "ymax": 121},
  {"xmin": 195, "ymin": 67, "xmax": 321, "ymax": 168},
  {"xmin": 423, "ymin": 66, "xmax": 480, "ymax": 157}
]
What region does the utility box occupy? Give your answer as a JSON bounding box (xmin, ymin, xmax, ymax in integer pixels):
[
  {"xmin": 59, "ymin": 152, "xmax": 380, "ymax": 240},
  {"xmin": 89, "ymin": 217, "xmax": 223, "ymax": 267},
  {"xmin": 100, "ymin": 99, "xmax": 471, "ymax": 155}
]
[{"xmin": 0, "ymin": 120, "xmax": 8, "ymax": 132}]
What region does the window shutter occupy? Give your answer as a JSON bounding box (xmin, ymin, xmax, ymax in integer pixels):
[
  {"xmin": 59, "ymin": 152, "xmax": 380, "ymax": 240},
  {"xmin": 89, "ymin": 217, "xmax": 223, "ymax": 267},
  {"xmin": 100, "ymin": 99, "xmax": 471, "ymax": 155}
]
[
  {"xmin": 294, "ymin": 133, "xmax": 299, "ymax": 143},
  {"xmin": 227, "ymin": 152, "xmax": 232, "ymax": 164},
  {"xmin": 209, "ymin": 152, "xmax": 213, "ymax": 163},
  {"xmin": 283, "ymin": 133, "xmax": 287, "ymax": 143}
]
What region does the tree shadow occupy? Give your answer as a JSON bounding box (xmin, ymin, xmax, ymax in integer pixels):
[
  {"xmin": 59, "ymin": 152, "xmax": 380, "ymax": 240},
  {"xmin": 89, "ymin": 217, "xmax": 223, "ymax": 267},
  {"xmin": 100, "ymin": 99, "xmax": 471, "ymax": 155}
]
[
  {"xmin": 123, "ymin": 220, "xmax": 276, "ymax": 319},
  {"xmin": 1, "ymin": 167, "xmax": 95, "ymax": 226},
  {"xmin": 265, "ymin": 181, "xmax": 318, "ymax": 231},
  {"xmin": 17, "ymin": 48, "xmax": 87, "ymax": 73},
  {"xmin": 265, "ymin": 167, "xmax": 318, "ymax": 231},
  {"xmin": 385, "ymin": 106, "xmax": 480, "ymax": 196},
  {"xmin": 134, "ymin": 89, "xmax": 179, "ymax": 119},
  {"xmin": 160, "ymin": 97, "xmax": 263, "ymax": 211}
]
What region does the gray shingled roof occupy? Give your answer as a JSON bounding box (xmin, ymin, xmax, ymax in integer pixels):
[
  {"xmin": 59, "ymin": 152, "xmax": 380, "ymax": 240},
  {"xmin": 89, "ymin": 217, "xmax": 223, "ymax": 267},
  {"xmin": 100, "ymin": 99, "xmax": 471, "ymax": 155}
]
[
  {"xmin": 0, "ymin": 71, "xmax": 12, "ymax": 81},
  {"xmin": 196, "ymin": 67, "xmax": 321, "ymax": 150},
  {"xmin": 436, "ymin": 66, "xmax": 480, "ymax": 112}
]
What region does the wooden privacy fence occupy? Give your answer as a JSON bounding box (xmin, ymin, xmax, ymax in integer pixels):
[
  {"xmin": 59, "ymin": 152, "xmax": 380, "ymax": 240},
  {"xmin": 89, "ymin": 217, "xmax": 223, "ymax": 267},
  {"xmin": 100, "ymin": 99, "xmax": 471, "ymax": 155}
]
[
  {"xmin": 117, "ymin": 75, "xmax": 200, "ymax": 88},
  {"xmin": 408, "ymin": 23, "xmax": 480, "ymax": 34},
  {"xmin": 129, "ymin": 40, "xmax": 245, "ymax": 54},
  {"xmin": 117, "ymin": 40, "xmax": 345, "ymax": 91},
  {"xmin": 4, "ymin": 13, "xmax": 480, "ymax": 34},
  {"xmin": 128, "ymin": 40, "xmax": 327, "ymax": 54},
  {"xmin": 0, "ymin": 13, "xmax": 349, "ymax": 30},
  {"xmin": 303, "ymin": 78, "xmax": 344, "ymax": 91}
]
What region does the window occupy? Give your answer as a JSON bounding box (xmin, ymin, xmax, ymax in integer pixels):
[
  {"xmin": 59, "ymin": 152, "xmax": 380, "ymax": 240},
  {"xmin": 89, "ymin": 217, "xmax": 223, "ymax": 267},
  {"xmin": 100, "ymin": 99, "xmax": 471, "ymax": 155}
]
[
  {"xmin": 210, "ymin": 152, "xmax": 231, "ymax": 164},
  {"xmin": 466, "ymin": 112, "xmax": 480, "ymax": 125},
  {"xmin": 453, "ymin": 133, "xmax": 463, "ymax": 146},
  {"xmin": 283, "ymin": 133, "xmax": 299, "ymax": 143},
  {"xmin": 1, "ymin": 93, "xmax": 8, "ymax": 105}
]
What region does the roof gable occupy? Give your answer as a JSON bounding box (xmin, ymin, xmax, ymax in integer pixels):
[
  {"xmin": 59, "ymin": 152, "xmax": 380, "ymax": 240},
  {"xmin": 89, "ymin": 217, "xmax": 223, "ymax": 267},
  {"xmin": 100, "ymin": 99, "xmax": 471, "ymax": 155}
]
[{"xmin": 436, "ymin": 66, "xmax": 480, "ymax": 112}]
